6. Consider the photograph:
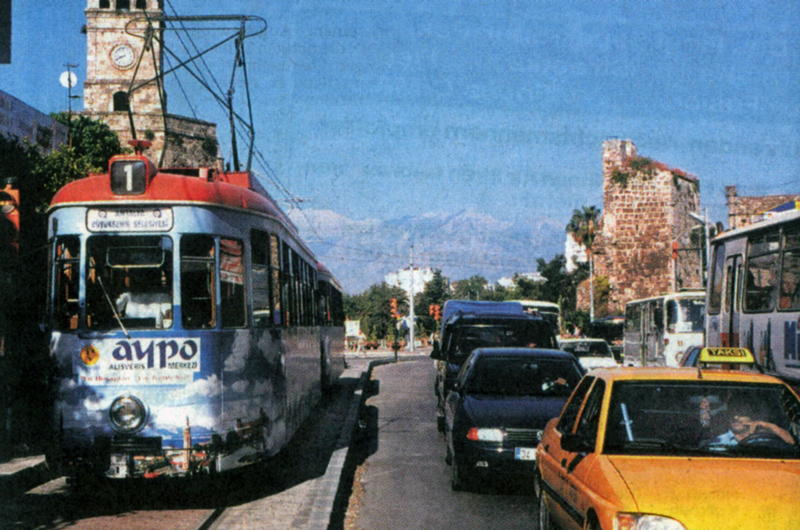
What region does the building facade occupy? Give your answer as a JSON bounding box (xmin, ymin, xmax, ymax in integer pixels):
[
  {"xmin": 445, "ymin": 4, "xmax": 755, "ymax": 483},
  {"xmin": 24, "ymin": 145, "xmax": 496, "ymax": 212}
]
[
  {"xmin": 725, "ymin": 185, "xmax": 800, "ymax": 230},
  {"xmin": 0, "ymin": 90, "xmax": 68, "ymax": 153},
  {"xmin": 83, "ymin": 0, "xmax": 219, "ymax": 167}
]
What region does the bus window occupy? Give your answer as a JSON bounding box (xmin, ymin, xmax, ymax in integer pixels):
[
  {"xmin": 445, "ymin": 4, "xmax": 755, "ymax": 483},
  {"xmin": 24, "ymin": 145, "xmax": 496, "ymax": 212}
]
[
  {"xmin": 708, "ymin": 244, "xmax": 725, "ymax": 315},
  {"xmin": 745, "ymin": 232, "xmax": 780, "ymax": 312},
  {"xmin": 780, "ymin": 227, "xmax": 800, "ymax": 310},
  {"xmin": 53, "ymin": 236, "xmax": 80, "ymax": 330},
  {"xmin": 86, "ymin": 235, "xmax": 173, "ymax": 330},
  {"xmin": 220, "ymin": 238, "xmax": 246, "ymax": 328},
  {"xmin": 667, "ymin": 298, "xmax": 705, "ymax": 333},
  {"xmin": 181, "ymin": 235, "xmax": 216, "ymax": 329}
]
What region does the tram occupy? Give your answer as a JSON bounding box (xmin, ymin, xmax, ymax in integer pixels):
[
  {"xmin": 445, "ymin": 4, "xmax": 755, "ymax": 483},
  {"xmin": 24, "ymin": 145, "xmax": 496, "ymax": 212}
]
[
  {"xmin": 706, "ymin": 202, "xmax": 800, "ymax": 385},
  {"xmin": 46, "ymin": 142, "xmax": 345, "ymax": 479}
]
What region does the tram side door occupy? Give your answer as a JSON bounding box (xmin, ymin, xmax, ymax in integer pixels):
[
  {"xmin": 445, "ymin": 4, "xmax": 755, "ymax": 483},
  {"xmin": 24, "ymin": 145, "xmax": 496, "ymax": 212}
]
[{"xmin": 721, "ymin": 255, "xmax": 743, "ymax": 347}]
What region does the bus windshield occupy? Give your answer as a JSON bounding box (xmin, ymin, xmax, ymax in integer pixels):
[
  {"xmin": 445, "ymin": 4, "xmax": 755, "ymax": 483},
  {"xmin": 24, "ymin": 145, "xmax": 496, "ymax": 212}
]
[{"xmin": 666, "ymin": 298, "xmax": 705, "ymax": 333}]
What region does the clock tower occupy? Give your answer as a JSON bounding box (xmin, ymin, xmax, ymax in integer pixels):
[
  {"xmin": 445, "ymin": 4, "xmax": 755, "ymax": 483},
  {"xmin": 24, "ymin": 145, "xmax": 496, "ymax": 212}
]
[{"xmin": 84, "ymin": 0, "xmax": 219, "ymax": 168}]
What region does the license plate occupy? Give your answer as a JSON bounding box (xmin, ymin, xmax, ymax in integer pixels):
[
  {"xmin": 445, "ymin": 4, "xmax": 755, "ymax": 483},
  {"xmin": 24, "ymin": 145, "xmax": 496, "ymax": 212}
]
[{"xmin": 515, "ymin": 447, "xmax": 537, "ymax": 461}]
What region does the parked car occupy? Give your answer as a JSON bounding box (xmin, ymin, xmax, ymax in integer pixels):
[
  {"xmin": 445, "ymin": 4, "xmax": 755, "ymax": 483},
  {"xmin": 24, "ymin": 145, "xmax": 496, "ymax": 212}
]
[
  {"xmin": 588, "ymin": 315, "xmax": 624, "ymax": 362},
  {"xmin": 558, "ymin": 338, "xmax": 619, "ymax": 370},
  {"xmin": 445, "ymin": 347, "xmax": 585, "ymax": 491},
  {"xmin": 537, "ymin": 348, "xmax": 800, "ymax": 530},
  {"xmin": 678, "ymin": 344, "xmax": 703, "ymax": 367},
  {"xmin": 431, "ymin": 301, "xmax": 558, "ymax": 431}
]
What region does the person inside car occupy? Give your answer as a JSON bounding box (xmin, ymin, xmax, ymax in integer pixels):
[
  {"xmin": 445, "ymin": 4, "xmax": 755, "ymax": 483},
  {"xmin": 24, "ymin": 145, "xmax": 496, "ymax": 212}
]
[{"xmin": 708, "ymin": 402, "xmax": 794, "ymax": 446}]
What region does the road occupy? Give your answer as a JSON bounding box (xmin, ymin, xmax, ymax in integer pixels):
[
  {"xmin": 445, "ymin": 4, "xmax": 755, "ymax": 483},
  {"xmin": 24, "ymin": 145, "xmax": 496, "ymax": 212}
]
[{"xmin": 344, "ymin": 357, "xmax": 539, "ymax": 530}]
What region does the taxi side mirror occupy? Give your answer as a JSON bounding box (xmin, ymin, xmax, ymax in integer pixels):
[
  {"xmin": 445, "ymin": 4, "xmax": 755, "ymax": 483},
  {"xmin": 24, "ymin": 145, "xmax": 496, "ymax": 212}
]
[{"xmin": 561, "ymin": 433, "xmax": 592, "ymax": 453}]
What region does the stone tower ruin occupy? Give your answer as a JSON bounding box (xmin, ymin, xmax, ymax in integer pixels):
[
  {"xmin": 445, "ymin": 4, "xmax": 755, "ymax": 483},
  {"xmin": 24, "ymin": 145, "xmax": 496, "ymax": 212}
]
[{"xmin": 592, "ymin": 139, "xmax": 702, "ymax": 314}]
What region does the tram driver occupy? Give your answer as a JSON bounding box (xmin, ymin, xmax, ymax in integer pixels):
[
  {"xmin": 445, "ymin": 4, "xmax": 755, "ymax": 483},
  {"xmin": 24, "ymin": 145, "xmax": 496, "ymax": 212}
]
[{"xmin": 116, "ymin": 268, "xmax": 172, "ymax": 328}]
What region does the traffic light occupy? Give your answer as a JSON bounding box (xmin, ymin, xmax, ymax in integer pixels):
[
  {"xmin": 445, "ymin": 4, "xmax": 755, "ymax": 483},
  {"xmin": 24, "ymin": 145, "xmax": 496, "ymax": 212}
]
[
  {"xmin": 429, "ymin": 304, "xmax": 435, "ymax": 316},
  {"xmin": 434, "ymin": 304, "xmax": 441, "ymax": 321},
  {"xmin": 390, "ymin": 298, "xmax": 397, "ymax": 318},
  {"xmin": 672, "ymin": 241, "xmax": 679, "ymax": 260}
]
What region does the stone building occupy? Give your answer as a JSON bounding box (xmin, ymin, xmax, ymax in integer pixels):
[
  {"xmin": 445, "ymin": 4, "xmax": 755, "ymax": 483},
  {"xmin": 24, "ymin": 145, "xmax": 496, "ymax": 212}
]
[
  {"xmin": 0, "ymin": 90, "xmax": 68, "ymax": 154},
  {"xmin": 583, "ymin": 139, "xmax": 702, "ymax": 316},
  {"xmin": 725, "ymin": 185, "xmax": 800, "ymax": 230},
  {"xmin": 83, "ymin": 0, "xmax": 219, "ymax": 167}
]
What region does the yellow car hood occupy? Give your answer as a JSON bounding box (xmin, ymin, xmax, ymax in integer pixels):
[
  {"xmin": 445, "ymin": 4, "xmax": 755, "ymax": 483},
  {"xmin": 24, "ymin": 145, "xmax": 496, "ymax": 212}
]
[{"xmin": 608, "ymin": 456, "xmax": 800, "ymax": 530}]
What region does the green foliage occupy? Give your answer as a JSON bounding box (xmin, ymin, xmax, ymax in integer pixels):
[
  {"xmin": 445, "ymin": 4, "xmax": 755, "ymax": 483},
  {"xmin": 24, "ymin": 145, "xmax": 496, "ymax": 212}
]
[
  {"xmin": 51, "ymin": 113, "xmax": 123, "ymax": 170},
  {"xmin": 344, "ymin": 282, "xmax": 405, "ymax": 340},
  {"xmin": 566, "ymin": 206, "xmax": 600, "ymax": 250},
  {"xmin": 414, "ymin": 269, "xmax": 450, "ymax": 335},
  {"xmin": 452, "ymin": 275, "xmax": 488, "ymax": 301}
]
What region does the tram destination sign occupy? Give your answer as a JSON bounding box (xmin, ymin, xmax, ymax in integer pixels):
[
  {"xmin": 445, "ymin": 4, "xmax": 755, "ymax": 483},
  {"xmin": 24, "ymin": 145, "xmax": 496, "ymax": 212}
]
[{"xmin": 87, "ymin": 207, "xmax": 174, "ymax": 232}]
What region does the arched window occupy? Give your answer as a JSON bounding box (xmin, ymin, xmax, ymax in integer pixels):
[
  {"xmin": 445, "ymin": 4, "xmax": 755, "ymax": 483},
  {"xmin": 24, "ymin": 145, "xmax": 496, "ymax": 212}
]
[
  {"xmin": 135, "ymin": 0, "xmax": 147, "ymax": 9},
  {"xmin": 99, "ymin": 0, "xmax": 110, "ymax": 8},
  {"xmin": 113, "ymin": 91, "xmax": 130, "ymax": 112},
  {"xmin": 116, "ymin": 0, "xmax": 130, "ymax": 10}
]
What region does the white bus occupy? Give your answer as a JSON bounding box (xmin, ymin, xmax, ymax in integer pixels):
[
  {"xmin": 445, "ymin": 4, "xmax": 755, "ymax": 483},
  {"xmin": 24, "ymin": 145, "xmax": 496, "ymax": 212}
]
[
  {"xmin": 706, "ymin": 202, "xmax": 800, "ymax": 385},
  {"xmin": 514, "ymin": 300, "xmax": 561, "ymax": 334},
  {"xmin": 623, "ymin": 291, "xmax": 706, "ymax": 367}
]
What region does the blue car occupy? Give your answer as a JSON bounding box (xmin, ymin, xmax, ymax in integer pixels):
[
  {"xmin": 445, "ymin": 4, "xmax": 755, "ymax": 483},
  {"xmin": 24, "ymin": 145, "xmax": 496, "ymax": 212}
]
[{"xmin": 444, "ymin": 347, "xmax": 585, "ymax": 491}]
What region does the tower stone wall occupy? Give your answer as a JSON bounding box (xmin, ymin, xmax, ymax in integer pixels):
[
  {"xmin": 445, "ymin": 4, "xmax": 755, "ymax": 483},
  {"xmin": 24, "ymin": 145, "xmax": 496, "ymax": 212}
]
[{"xmin": 590, "ymin": 140, "xmax": 702, "ymax": 315}]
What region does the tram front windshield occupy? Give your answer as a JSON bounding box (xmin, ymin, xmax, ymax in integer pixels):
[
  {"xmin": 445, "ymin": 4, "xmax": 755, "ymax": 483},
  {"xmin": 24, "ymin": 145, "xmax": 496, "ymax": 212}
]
[{"xmin": 85, "ymin": 235, "xmax": 174, "ymax": 330}]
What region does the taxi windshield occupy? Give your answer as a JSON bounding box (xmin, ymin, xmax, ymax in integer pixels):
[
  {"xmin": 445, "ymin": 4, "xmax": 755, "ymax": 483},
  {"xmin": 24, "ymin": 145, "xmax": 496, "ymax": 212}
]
[{"xmin": 604, "ymin": 381, "xmax": 800, "ymax": 458}]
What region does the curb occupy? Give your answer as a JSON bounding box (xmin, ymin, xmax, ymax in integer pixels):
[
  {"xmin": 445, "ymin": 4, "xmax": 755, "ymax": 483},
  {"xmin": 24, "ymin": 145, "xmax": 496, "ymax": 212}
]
[
  {"xmin": 306, "ymin": 361, "xmax": 374, "ymax": 530},
  {"xmin": 0, "ymin": 455, "xmax": 52, "ymax": 498}
]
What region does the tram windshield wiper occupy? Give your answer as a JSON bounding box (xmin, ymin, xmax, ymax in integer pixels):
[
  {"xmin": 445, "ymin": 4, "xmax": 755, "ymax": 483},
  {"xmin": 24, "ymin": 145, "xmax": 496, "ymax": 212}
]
[{"xmin": 98, "ymin": 276, "xmax": 130, "ymax": 338}]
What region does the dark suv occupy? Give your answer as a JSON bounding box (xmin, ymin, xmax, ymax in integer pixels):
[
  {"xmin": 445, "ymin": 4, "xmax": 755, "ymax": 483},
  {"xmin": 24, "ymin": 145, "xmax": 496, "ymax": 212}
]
[{"xmin": 430, "ymin": 301, "xmax": 558, "ymax": 430}]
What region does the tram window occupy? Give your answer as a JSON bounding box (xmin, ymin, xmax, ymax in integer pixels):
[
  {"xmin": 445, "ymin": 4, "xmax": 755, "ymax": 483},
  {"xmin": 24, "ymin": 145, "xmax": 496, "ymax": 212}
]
[
  {"xmin": 270, "ymin": 235, "xmax": 281, "ymax": 326},
  {"xmin": 745, "ymin": 232, "xmax": 780, "ymax": 312},
  {"xmin": 251, "ymin": 230, "xmax": 273, "ymax": 328},
  {"xmin": 282, "ymin": 243, "xmax": 294, "ymax": 327},
  {"xmin": 181, "ymin": 235, "xmax": 216, "ymax": 329},
  {"xmin": 780, "ymin": 227, "xmax": 800, "ymax": 310},
  {"xmin": 86, "ymin": 235, "xmax": 173, "ymax": 330},
  {"xmin": 220, "ymin": 238, "xmax": 246, "ymax": 328},
  {"xmin": 53, "ymin": 236, "xmax": 80, "ymax": 331}
]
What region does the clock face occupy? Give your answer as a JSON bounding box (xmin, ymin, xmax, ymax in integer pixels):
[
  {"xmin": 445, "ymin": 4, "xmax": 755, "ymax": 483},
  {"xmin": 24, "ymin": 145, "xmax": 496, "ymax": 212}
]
[{"xmin": 111, "ymin": 44, "xmax": 135, "ymax": 69}]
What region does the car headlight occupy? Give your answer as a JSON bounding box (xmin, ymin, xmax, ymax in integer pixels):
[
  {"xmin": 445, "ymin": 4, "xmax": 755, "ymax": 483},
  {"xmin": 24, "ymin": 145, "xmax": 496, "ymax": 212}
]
[
  {"xmin": 466, "ymin": 427, "xmax": 504, "ymax": 442},
  {"xmin": 109, "ymin": 395, "xmax": 147, "ymax": 433},
  {"xmin": 614, "ymin": 513, "xmax": 687, "ymax": 530}
]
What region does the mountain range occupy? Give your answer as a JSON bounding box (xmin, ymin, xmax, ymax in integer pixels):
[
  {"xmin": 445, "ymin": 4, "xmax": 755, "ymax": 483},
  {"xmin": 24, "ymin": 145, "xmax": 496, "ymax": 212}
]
[{"xmin": 289, "ymin": 209, "xmax": 567, "ymax": 294}]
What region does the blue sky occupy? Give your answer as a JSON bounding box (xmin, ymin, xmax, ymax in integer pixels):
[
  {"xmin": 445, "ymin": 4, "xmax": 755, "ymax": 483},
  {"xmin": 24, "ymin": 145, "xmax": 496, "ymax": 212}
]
[{"xmin": 2, "ymin": 1, "xmax": 799, "ymax": 289}]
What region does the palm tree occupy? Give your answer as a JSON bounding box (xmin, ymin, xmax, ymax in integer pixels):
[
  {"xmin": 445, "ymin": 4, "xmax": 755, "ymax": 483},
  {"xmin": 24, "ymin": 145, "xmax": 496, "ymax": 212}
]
[{"xmin": 567, "ymin": 206, "xmax": 601, "ymax": 320}]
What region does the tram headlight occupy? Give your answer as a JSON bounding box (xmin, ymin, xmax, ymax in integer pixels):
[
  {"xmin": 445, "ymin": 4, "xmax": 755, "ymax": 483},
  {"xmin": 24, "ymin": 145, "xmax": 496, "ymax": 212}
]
[{"xmin": 108, "ymin": 395, "xmax": 147, "ymax": 433}]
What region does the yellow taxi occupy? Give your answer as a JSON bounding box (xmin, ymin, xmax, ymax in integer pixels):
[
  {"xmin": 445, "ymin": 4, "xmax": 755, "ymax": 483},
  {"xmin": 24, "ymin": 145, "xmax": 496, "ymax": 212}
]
[{"xmin": 536, "ymin": 348, "xmax": 800, "ymax": 530}]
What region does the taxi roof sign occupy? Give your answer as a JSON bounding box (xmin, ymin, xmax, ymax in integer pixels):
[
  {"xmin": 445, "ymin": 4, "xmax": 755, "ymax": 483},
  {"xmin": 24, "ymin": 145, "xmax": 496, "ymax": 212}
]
[{"xmin": 698, "ymin": 347, "xmax": 756, "ymax": 365}]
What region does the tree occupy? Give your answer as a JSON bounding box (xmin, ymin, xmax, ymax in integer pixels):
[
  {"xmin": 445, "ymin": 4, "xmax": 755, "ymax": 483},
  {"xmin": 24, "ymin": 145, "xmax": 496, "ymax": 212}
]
[
  {"xmin": 452, "ymin": 275, "xmax": 487, "ymax": 301},
  {"xmin": 567, "ymin": 206, "xmax": 601, "ymax": 319}
]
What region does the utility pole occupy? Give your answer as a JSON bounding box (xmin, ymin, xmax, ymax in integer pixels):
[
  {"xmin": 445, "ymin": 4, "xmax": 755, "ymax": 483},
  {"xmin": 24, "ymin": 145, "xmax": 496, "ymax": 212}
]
[{"xmin": 408, "ymin": 246, "xmax": 416, "ymax": 352}]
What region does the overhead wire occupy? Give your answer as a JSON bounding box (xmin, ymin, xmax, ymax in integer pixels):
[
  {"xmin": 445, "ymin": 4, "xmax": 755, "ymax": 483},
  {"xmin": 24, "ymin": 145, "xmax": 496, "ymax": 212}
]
[{"xmin": 156, "ymin": 5, "xmax": 540, "ymax": 278}]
